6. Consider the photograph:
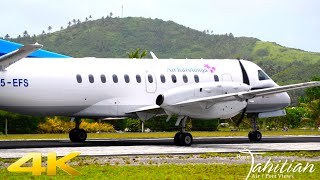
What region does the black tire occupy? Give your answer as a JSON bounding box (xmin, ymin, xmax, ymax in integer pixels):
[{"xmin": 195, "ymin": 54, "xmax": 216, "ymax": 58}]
[
  {"xmin": 254, "ymin": 131, "xmax": 262, "ymax": 141},
  {"xmin": 69, "ymin": 128, "xmax": 87, "ymax": 142},
  {"xmin": 248, "ymin": 131, "xmax": 262, "ymax": 141},
  {"xmin": 174, "ymin": 132, "xmax": 193, "ymax": 146},
  {"xmin": 69, "ymin": 128, "xmax": 78, "ymax": 142},
  {"xmin": 77, "ymin": 129, "xmax": 87, "ymax": 142},
  {"xmin": 181, "ymin": 133, "xmax": 193, "ymax": 146},
  {"xmin": 174, "ymin": 132, "xmax": 182, "ymax": 146}
]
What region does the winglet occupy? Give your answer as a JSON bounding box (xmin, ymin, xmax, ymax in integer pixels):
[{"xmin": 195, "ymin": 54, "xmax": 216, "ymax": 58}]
[
  {"xmin": 150, "ymin": 51, "xmax": 158, "ymax": 60},
  {"xmin": 0, "ymin": 43, "xmax": 43, "ymax": 70}
]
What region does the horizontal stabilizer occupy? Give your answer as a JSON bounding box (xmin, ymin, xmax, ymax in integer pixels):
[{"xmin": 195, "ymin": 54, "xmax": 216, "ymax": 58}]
[
  {"xmin": 0, "ymin": 43, "xmax": 43, "ymax": 70},
  {"xmin": 0, "ymin": 39, "xmax": 70, "ymax": 58}
]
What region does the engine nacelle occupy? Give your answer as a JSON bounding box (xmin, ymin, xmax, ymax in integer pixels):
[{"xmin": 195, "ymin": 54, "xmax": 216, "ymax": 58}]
[{"xmin": 156, "ymin": 82, "xmax": 250, "ymax": 119}]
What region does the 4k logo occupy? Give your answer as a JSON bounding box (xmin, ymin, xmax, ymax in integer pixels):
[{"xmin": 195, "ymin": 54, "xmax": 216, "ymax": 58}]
[{"xmin": 7, "ymin": 152, "xmax": 81, "ymax": 176}]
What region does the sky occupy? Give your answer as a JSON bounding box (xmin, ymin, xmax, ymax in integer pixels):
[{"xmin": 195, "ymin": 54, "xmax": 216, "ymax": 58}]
[{"xmin": 1, "ymin": 0, "xmax": 319, "ymax": 52}]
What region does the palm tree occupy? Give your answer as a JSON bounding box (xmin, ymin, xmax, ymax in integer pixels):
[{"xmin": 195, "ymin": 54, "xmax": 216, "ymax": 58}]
[
  {"xmin": 77, "ymin": 19, "xmax": 81, "ymax": 24},
  {"xmin": 48, "ymin": 26, "xmax": 52, "ymax": 33},
  {"xmin": 68, "ymin": 21, "xmax": 72, "ymax": 27},
  {"xmin": 85, "ymin": 17, "xmax": 88, "ymax": 22},
  {"xmin": 42, "ymin": 30, "xmax": 46, "ymax": 35},
  {"xmin": 72, "ymin": 19, "xmax": 76, "ymax": 25},
  {"xmin": 89, "ymin": 15, "xmax": 92, "ymax": 19},
  {"xmin": 301, "ymin": 100, "xmax": 320, "ymax": 127},
  {"xmin": 109, "ymin": 12, "xmax": 113, "ymax": 18},
  {"xmin": 60, "ymin": 26, "xmax": 64, "ymax": 30},
  {"xmin": 4, "ymin": 34, "xmax": 10, "ymax": 39},
  {"xmin": 23, "ymin": 30, "xmax": 29, "ymax": 37},
  {"xmin": 127, "ymin": 48, "xmax": 148, "ymax": 58}
]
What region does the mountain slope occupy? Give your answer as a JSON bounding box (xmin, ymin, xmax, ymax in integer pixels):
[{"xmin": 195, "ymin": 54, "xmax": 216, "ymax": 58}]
[{"xmin": 6, "ymin": 17, "xmax": 320, "ymax": 83}]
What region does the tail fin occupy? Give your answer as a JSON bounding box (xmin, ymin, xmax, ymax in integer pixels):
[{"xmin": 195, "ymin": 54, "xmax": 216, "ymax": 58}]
[{"xmin": 0, "ymin": 39, "xmax": 71, "ymax": 58}]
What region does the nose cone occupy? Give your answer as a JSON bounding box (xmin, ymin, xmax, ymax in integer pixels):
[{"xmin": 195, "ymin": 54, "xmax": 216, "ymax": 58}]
[{"xmin": 282, "ymin": 92, "xmax": 291, "ymax": 108}]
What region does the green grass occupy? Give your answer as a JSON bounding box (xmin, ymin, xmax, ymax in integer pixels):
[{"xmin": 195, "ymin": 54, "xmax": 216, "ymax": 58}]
[
  {"xmin": 199, "ymin": 151, "xmax": 320, "ymax": 159},
  {"xmin": 1, "ymin": 162, "xmax": 320, "ymax": 179},
  {"xmin": 1, "ymin": 151, "xmax": 320, "ymax": 179},
  {"xmin": 0, "ymin": 130, "xmax": 319, "ymax": 140}
]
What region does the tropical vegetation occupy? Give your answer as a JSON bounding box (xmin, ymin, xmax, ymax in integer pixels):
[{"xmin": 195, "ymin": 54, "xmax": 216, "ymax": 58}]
[{"xmin": 0, "ymin": 16, "xmax": 319, "ymax": 134}]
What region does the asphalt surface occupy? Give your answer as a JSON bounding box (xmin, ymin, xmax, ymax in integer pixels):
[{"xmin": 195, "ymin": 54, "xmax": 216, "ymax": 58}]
[
  {"xmin": 0, "ymin": 136, "xmax": 319, "ymax": 158},
  {"xmin": 0, "ymin": 136, "xmax": 320, "ymax": 149}
]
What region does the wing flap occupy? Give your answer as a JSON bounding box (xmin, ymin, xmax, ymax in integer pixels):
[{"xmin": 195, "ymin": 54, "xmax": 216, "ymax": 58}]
[
  {"xmin": 127, "ymin": 81, "xmax": 319, "ymax": 114},
  {"xmin": 128, "ymin": 105, "xmax": 162, "ymax": 113}
]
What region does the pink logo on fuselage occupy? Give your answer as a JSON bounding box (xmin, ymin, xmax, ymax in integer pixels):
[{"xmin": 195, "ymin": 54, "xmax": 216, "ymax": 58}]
[{"xmin": 204, "ymin": 64, "xmax": 216, "ymax": 73}]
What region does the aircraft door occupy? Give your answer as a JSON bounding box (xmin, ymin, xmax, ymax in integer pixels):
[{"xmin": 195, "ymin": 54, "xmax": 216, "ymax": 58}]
[{"xmin": 145, "ymin": 72, "xmax": 157, "ymax": 93}]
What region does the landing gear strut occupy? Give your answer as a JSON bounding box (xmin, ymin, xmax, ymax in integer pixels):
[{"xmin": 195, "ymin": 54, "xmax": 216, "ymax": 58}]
[
  {"xmin": 69, "ymin": 117, "xmax": 87, "ymax": 142},
  {"xmin": 174, "ymin": 116, "xmax": 193, "ymax": 146},
  {"xmin": 248, "ymin": 114, "xmax": 262, "ymax": 141}
]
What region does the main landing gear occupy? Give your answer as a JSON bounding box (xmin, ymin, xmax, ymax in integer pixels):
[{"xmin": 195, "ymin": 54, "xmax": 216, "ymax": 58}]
[
  {"xmin": 69, "ymin": 117, "xmax": 87, "ymax": 142},
  {"xmin": 248, "ymin": 114, "xmax": 262, "ymax": 142},
  {"xmin": 174, "ymin": 116, "xmax": 193, "ymax": 146}
]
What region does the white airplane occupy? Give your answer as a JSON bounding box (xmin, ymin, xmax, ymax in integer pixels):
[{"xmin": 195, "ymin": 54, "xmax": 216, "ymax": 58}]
[{"xmin": 0, "ymin": 39, "xmax": 319, "ymax": 146}]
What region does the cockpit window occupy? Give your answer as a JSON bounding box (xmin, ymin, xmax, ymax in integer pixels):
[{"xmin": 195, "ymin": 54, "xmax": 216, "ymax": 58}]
[{"xmin": 258, "ymin": 70, "xmax": 270, "ymax": 80}]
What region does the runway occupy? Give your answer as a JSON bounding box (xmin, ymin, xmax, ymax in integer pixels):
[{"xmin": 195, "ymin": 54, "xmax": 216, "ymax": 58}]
[{"xmin": 0, "ymin": 135, "xmax": 320, "ymax": 158}]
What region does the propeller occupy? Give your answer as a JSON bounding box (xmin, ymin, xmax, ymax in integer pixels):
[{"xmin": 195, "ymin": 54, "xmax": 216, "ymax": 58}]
[
  {"xmin": 235, "ymin": 60, "xmax": 250, "ymax": 127},
  {"xmin": 235, "ymin": 99, "xmax": 248, "ymax": 127}
]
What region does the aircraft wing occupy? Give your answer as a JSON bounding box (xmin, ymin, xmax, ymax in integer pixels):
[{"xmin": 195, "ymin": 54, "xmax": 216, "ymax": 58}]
[
  {"xmin": 0, "ymin": 43, "xmax": 43, "ymax": 70},
  {"xmin": 129, "ymin": 81, "xmax": 320, "ymax": 114},
  {"xmin": 175, "ymin": 81, "xmax": 320, "ymax": 106}
]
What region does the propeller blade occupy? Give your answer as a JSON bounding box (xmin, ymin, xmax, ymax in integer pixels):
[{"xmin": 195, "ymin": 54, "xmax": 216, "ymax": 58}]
[{"xmin": 235, "ymin": 99, "xmax": 248, "ymax": 127}]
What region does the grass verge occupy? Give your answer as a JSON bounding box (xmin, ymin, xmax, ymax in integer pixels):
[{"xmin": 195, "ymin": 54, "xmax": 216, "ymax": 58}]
[{"xmin": 1, "ymin": 161, "xmax": 320, "ymax": 180}]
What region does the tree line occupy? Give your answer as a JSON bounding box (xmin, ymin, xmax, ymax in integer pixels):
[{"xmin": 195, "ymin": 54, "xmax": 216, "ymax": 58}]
[{"xmin": 1, "ymin": 12, "xmax": 118, "ymax": 39}]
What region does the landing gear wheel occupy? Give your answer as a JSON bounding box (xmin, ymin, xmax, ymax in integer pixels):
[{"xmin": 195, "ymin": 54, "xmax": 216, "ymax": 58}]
[
  {"xmin": 174, "ymin": 132, "xmax": 193, "ymax": 146},
  {"xmin": 174, "ymin": 132, "xmax": 182, "ymax": 146},
  {"xmin": 181, "ymin": 133, "xmax": 193, "ymax": 146},
  {"xmin": 69, "ymin": 128, "xmax": 87, "ymax": 142},
  {"xmin": 248, "ymin": 131, "xmax": 262, "ymax": 141}
]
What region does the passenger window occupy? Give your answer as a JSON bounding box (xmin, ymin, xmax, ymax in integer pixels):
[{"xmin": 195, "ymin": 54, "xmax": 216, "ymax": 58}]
[
  {"xmin": 112, "ymin": 74, "xmax": 118, "ymax": 83},
  {"xmin": 183, "ymin": 74, "xmax": 188, "ymax": 83},
  {"xmin": 136, "ymin": 74, "xmax": 141, "ymax": 83},
  {"xmin": 258, "ymin": 70, "xmax": 270, "ymax": 80},
  {"xmin": 100, "ymin": 74, "xmax": 106, "ymax": 83},
  {"xmin": 76, "ymin": 74, "xmax": 82, "ymax": 83},
  {"xmin": 171, "ymin": 74, "xmax": 177, "ymax": 83},
  {"xmin": 124, "ymin": 74, "xmax": 130, "ymax": 83},
  {"xmin": 160, "ymin": 74, "xmax": 166, "ymax": 83},
  {"xmin": 214, "ymin": 75, "xmax": 219, "ymax": 82},
  {"xmin": 89, "ymin": 74, "xmax": 94, "ymax": 83},
  {"xmin": 148, "ymin": 74, "xmax": 153, "ymax": 83},
  {"xmin": 194, "ymin": 74, "xmax": 199, "ymax": 83}
]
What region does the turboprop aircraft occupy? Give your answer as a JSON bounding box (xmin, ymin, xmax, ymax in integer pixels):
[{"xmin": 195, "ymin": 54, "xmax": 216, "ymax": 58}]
[{"xmin": 0, "ymin": 39, "xmax": 319, "ymax": 146}]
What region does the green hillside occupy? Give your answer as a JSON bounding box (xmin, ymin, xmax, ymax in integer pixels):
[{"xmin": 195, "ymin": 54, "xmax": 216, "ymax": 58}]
[{"xmin": 6, "ymin": 17, "xmax": 320, "ymax": 85}]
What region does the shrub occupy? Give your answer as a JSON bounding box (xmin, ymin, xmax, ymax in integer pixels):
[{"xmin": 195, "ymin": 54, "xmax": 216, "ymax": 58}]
[{"xmin": 38, "ymin": 117, "xmax": 115, "ymax": 133}]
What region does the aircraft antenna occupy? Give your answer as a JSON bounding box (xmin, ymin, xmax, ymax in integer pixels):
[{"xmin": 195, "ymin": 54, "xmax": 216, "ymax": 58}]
[{"xmin": 121, "ymin": 5, "xmax": 123, "ymax": 18}]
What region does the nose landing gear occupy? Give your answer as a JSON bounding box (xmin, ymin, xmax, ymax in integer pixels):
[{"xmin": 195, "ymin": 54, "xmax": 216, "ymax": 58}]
[{"xmin": 248, "ymin": 114, "xmax": 262, "ymax": 141}]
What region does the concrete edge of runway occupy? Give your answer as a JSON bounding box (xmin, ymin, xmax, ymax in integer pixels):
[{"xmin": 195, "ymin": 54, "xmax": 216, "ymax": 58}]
[
  {"xmin": 0, "ymin": 135, "xmax": 320, "ymax": 158},
  {"xmin": 0, "ymin": 134, "xmax": 319, "ymax": 141}
]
